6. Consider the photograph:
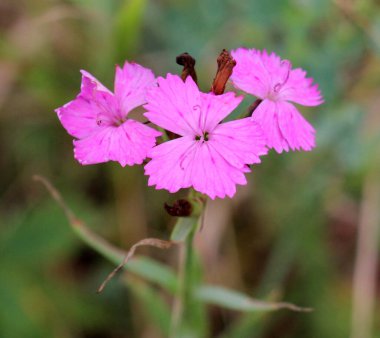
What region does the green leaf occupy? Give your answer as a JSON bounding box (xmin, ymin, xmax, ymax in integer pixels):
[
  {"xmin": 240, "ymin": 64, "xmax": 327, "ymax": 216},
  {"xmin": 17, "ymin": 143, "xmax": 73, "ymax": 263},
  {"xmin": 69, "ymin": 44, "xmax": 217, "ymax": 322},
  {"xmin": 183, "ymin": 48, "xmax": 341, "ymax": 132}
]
[
  {"xmin": 195, "ymin": 285, "xmax": 312, "ymax": 313},
  {"xmin": 73, "ymin": 221, "xmax": 178, "ymax": 293},
  {"xmin": 34, "ymin": 176, "xmax": 178, "ymax": 294},
  {"xmin": 73, "ymin": 224, "xmax": 177, "ymax": 293},
  {"xmin": 70, "ymin": 219, "xmax": 178, "ymax": 294},
  {"xmin": 170, "ymin": 217, "xmax": 198, "ymax": 242}
]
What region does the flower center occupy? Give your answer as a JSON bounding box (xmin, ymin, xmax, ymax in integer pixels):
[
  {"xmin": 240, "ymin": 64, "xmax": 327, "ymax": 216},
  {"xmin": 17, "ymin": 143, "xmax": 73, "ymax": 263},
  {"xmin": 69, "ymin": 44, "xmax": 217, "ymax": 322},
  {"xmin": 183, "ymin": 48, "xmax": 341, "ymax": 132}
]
[
  {"xmin": 96, "ymin": 114, "xmax": 126, "ymax": 127},
  {"xmin": 96, "ymin": 107, "xmax": 127, "ymax": 127},
  {"xmin": 195, "ymin": 131, "xmax": 209, "ymax": 142}
]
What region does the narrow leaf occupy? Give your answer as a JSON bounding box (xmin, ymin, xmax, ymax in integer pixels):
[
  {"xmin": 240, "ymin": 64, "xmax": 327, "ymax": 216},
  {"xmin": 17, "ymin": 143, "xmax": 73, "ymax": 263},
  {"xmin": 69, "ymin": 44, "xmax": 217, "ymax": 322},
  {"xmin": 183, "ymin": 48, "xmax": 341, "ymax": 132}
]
[
  {"xmin": 34, "ymin": 175, "xmax": 178, "ymax": 294},
  {"xmin": 195, "ymin": 285, "xmax": 312, "ymax": 313},
  {"xmin": 170, "ymin": 217, "xmax": 198, "ymax": 242}
]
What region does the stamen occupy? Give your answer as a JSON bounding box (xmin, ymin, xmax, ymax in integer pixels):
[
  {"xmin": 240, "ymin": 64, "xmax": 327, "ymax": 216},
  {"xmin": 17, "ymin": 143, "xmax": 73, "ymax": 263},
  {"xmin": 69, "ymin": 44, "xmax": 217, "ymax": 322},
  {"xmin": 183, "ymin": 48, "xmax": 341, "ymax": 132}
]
[
  {"xmin": 96, "ymin": 111, "xmax": 126, "ymax": 127},
  {"xmin": 274, "ymin": 60, "xmax": 292, "ymax": 93},
  {"xmin": 96, "ymin": 114, "xmax": 104, "ymax": 126},
  {"xmin": 194, "ymin": 131, "xmax": 209, "ymax": 142}
]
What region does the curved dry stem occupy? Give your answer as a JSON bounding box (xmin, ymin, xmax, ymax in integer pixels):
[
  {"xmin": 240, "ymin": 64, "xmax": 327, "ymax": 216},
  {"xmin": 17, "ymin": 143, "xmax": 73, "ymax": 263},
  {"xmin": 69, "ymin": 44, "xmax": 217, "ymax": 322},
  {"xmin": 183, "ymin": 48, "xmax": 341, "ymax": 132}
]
[{"xmin": 97, "ymin": 238, "xmax": 179, "ymax": 293}]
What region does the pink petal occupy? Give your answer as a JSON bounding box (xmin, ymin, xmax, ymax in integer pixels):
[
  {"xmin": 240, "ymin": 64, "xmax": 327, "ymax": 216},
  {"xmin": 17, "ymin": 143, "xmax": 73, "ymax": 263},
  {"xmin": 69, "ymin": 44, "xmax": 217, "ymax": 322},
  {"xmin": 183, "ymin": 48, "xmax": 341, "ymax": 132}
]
[
  {"xmin": 251, "ymin": 99, "xmax": 289, "ymax": 153},
  {"xmin": 114, "ymin": 62, "xmax": 156, "ymax": 114},
  {"xmin": 277, "ymin": 101, "xmax": 315, "ymax": 151},
  {"xmin": 279, "ymin": 68, "xmax": 323, "ymax": 106},
  {"xmin": 145, "ymin": 136, "xmax": 196, "ymax": 193},
  {"xmin": 80, "ymin": 70, "xmax": 112, "ymax": 94},
  {"xmin": 232, "ymin": 48, "xmax": 323, "ymax": 108},
  {"xmin": 145, "ymin": 137, "xmax": 249, "ymax": 199},
  {"xmin": 231, "ymin": 48, "xmax": 273, "ymax": 98},
  {"xmin": 198, "ymin": 143, "xmax": 249, "ymax": 199},
  {"xmin": 56, "ymin": 72, "xmax": 116, "ymax": 139},
  {"xmin": 210, "ymin": 118, "xmax": 268, "ymax": 167},
  {"xmin": 199, "ymin": 92, "xmax": 243, "ymax": 131},
  {"xmin": 144, "ymin": 74, "xmax": 202, "ymax": 136},
  {"xmin": 56, "ymin": 95, "xmax": 99, "ymax": 139},
  {"xmin": 73, "ymin": 120, "xmax": 160, "ymax": 166}
]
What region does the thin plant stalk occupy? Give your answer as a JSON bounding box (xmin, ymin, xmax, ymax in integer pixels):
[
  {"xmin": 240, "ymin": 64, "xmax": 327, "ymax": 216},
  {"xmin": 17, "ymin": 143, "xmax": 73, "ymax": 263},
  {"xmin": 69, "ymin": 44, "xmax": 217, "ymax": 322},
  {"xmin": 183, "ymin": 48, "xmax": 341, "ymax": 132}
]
[{"xmin": 169, "ymin": 215, "xmax": 199, "ymax": 337}]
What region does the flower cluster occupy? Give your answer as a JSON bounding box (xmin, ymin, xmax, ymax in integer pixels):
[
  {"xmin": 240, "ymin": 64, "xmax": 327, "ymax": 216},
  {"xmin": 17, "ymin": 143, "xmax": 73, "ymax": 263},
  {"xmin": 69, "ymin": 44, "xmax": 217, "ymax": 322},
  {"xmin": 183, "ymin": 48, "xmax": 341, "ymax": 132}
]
[{"xmin": 56, "ymin": 48, "xmax": 323, "ymax": 199}]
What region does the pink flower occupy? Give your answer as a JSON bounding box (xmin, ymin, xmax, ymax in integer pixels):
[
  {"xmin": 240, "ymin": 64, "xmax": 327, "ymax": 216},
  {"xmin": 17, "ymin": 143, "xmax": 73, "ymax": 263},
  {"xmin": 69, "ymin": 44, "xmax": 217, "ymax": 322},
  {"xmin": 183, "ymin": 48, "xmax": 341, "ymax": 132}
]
[
  {"xmin": 231, "ymin": 48, "xmax": 323, "ymax": 153},
  {"xmin": 144, "ymin": 74, "xmax": 267, "ymax": 199},
  {"xmin": 56, "ymin": 62, "xmax": 161, "ymax": 166}
]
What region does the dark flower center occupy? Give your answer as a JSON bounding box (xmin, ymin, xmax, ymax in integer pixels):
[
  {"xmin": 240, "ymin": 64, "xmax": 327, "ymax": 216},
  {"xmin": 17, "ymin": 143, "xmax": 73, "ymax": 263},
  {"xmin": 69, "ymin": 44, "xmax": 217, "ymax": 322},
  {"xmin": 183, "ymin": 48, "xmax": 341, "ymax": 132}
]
[{"xmin": 195, "ymin": 132, "xmax": 209, "ymax": 142}]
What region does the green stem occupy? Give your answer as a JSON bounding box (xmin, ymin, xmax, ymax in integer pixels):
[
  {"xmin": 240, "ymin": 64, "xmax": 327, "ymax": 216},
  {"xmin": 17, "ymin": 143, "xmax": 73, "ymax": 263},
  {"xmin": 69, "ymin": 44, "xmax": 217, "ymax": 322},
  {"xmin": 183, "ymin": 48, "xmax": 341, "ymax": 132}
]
[
  {"xmin": 169, "ymin": 218, "xmax": 197, "ymax": 337},
  {"xmin": 183, "ymin": 224, "xmax": 196, "ymax": 315}
]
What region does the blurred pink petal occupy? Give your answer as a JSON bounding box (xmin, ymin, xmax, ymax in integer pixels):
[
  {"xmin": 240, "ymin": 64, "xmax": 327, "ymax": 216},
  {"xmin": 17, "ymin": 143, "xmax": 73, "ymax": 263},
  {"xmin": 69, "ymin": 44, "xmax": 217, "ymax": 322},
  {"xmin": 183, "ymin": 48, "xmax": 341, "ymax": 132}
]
[
  {"xmin": 144, "ymin": 74, "xmax": 202, "ymax": 136},
  {"xmin": 211, "ymin": 118, "xmax": 268, "ymax": 166},
  {"xmin": 199, "ymin": 91, "xmax": 243, "ymax": 131},
  {"xmin": 114, "ymin": 61, "xmax": 156, "ymax": 113},
  {"xmin": 80, "ymin": 70, "xmax": 111, "ymax": 94},
  {"xmin": 252, "ymin": 99, "xmax": 289, "ymax": 153},
  {"xmin": 277, "ymin": 101, "xmax": 315, "ymax": 151},
  {"xmin": 231, "ymin": 48, "xmax": 323, "ymax": 153},
  {"xmin": 144, "ymin": 74, "xmax": 267, "ymax": 199},
  {"xmin": 145, "ymin": 74, "xmax": 243, "ymax": 136},
  {"xmin": 74, "ymin": 120, "xmax": 160, "ymax": 167},
  {"xmin": 145, "ymin": 136, "xmax": 250, "ymax": 199},
  {"xmin": 279, "ymin": 68, "xmax": 323, "ymax": 106},
  {"xmin": 56, "ymin": 62, "xmax": 160, "ymax": 166}
]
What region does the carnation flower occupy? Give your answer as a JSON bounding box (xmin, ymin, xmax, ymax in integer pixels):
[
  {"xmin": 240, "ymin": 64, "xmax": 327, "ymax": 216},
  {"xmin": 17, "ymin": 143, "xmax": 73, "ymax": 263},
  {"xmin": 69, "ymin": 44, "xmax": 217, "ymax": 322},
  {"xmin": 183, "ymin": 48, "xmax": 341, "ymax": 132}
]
[
  {"xmin": 56, "ymin": 62, "xmax": 161, "ymax": 166},
  {"xmin": 144, "ymin": 74, "xmax": 267, "ymax": 199},
  {"xmin": 231, "ymin": 48, "xmax": 323, "ymax": 153}
]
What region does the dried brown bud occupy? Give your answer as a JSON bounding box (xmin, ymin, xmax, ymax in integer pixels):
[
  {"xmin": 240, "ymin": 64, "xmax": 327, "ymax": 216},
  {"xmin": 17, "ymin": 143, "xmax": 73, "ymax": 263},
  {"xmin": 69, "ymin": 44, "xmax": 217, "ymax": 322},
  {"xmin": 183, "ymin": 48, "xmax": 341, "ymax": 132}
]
[
  {"xmin": 211, "ymin": 49, "xmax": 236, "ymax": 95},
  {"xmin": 176, "ymin": 52, "xmax": 197, "ymax": 83},
  {"xmin": 164, "ymin": 199, "xmax": 193, "ymax": 217}
]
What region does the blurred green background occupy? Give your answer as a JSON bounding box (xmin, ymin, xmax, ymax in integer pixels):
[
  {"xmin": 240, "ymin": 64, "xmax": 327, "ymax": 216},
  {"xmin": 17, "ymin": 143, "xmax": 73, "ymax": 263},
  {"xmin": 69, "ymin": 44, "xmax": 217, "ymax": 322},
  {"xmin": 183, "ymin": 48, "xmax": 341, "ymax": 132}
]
[{"xmin": 1, "ymin": 0, "xmax": 380, "ymax": 337}]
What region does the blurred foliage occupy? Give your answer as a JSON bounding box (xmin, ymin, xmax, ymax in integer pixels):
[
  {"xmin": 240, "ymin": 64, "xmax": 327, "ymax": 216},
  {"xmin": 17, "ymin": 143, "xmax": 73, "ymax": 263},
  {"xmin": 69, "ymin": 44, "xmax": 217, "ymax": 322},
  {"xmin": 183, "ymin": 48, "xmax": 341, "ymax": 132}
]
[{"xmin": 1, "ymin": 0, "xmax": 380, "ymax": 337}]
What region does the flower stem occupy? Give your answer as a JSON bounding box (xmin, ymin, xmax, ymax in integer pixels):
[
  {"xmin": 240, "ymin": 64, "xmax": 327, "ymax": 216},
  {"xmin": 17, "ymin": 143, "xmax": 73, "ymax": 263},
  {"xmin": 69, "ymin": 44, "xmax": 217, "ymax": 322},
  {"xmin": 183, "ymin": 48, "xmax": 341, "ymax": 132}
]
[
  {"xmin": 169, "ymin": 216, "xmax": 198, "ymax": 337},
  {"xmin": 247, "ymin": 98, "xmax": 263, "ymax": 116}
]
